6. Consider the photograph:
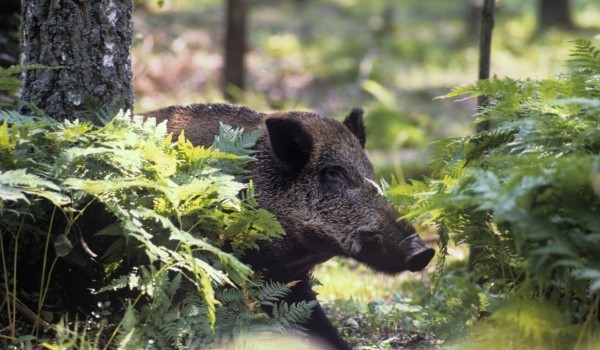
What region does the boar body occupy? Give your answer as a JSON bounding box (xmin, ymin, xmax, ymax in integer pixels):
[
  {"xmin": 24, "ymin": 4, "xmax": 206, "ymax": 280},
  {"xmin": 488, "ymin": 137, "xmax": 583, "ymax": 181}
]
[{"xmin": 144, "ymin": 103, "xmax": 434, "ymax": 349}]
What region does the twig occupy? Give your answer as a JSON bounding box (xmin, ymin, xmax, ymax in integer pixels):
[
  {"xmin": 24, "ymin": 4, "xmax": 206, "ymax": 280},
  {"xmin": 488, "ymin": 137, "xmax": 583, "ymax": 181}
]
[{"xmin": 0, "ymin": 290, "xmax": 55, "ymax": 332}]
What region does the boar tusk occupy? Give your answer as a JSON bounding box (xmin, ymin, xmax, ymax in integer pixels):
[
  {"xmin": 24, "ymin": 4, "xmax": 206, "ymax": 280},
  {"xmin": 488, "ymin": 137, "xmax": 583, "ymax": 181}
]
[{"xmin": 365, "ymin": 177, "xmax": 385, "ymax": 196}]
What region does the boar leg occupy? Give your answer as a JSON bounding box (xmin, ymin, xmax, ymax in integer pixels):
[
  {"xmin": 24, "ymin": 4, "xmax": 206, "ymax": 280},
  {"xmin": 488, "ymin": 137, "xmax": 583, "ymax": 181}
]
[{"xmin": 286, "ymin": 276, "xmax": 351, "ymax": 350}]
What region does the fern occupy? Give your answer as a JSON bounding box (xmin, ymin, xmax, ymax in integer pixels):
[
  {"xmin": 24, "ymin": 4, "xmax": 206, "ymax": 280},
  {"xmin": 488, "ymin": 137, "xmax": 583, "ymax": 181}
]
[
  {"xmin": 257, "ymin": 281, "xmax": 291, "ymax": 305},
  {"xmin": 224, "ymin": 207, "xmax": 286, "ymax": 255},
  {"xmin": 272, "ymin": 300, "xmax": 318, "ymax": 328},
  {"xmin": 567, "ymin": 39, "xmax": 600, "ymax": 73},
  {"xmin": 388, "ymin": 39, "xmax": 600, "ymax": 332},
  {"xmin": 0, "ymin": 169, "xmax": 64, "ymax": 204},
  {"xmin": 0, "ymin": 65, "xmax": 59, "ymax": 104},
  {"xmin": 0, "ymin": 105, "xmax": 290, "ymax": 349},
  {"xmin": 209, "ymin": 123, "xmax": 261, "ymax": 176},
  {"xmin": 212, "ymin": 122, "xmax": 260, "ymax": 158},
  {"xmin": 114, "ymin": 304, "xmax": 142, "ymax": 349}
]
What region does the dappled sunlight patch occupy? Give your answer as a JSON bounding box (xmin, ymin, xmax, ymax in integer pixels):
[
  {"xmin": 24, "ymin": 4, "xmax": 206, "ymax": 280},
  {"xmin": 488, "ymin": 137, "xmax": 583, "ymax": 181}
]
[
  {"xmin": 314, "ymin": 258, "xmax": 431, "ymax": 302},
  {"xmin": 447, "ymin": 301, "xmax": 599, "ymax": 350},
  {"xmin": 313, "ymin": 258, "xmax": 441, "ymax": 348}
]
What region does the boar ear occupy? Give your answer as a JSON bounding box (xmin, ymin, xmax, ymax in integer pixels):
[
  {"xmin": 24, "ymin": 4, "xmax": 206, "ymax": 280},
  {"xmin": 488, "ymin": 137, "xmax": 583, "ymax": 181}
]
[
  {"xmin": 343, "ymin": 107, "xmax": 366, "ymax": 148},
  {"xmin": 265, "ymin": 116, "xmax": 313, "ymax": 172}
]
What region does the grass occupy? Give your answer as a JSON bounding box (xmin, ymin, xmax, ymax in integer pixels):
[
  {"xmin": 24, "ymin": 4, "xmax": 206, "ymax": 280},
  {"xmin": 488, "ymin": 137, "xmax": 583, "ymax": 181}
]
[{"xmin": 312, "ymin": 259, "xmax": 436, "ymax": 349}]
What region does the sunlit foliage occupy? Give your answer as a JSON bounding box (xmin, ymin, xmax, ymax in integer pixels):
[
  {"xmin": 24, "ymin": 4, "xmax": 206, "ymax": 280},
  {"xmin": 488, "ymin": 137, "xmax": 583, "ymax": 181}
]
[
  {"xmin": 0, "ymin": 90, "xmax": 313, "ymax": 348},
  {"xmin": 386, "ymin": 39, "xmax": 600, "ymax": 348}
]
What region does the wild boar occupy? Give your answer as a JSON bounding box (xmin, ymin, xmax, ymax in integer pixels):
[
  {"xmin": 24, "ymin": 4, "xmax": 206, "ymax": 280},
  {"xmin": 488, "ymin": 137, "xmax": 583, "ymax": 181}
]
[{"xmin": 144, "ymin": 103, "xmax": 435, "ymax": 349}]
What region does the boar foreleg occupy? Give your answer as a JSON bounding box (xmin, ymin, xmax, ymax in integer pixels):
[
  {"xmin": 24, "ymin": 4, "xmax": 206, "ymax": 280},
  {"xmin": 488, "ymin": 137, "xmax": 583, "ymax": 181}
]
[{"xmin": 286, "ymin": 276, "xmax": 351, "ymax": 350}]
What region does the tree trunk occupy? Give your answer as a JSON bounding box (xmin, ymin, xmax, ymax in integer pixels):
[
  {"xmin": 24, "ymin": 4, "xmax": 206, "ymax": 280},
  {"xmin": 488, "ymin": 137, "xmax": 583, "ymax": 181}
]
[
  {"xmin": 476, "ymin": 0, "xmax": 494, "ymax": 134},
  {"xmin": 538, "ymin": 0, "xmax": 573, "ymax": 30},
  {"xmin": 223, "ymin": 0, "xmax": 247, "ymax": 102},
  {"xmin": 0, "ymin": 0, "xmax": 21, "ymax": 104},
  {"xmin": 19, "ymin": 0, "xmax": 133, "ymax": 121},
  {"xmin": 464, "ymin": 0, "xmax": 482, "ymax": 43}
]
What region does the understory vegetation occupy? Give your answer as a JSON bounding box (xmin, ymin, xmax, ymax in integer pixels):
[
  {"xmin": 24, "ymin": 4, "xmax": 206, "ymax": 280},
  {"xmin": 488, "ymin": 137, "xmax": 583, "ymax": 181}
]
[
  {"xmin": 385, "ymin": 39, "xmax": 600, "ymax": 349},
  {"xmin": 0, "ymin": 78, "xmax": 315, "ymax": 348},
  {"xmin": 2, "ymin": 38, "xmax": 598, "ymax": 349}
]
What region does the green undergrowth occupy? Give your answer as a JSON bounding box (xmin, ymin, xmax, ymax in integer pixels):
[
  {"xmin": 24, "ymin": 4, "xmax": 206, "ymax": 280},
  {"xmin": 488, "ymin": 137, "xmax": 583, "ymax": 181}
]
[
  {"xmin": 313, "ymin": 258, "xmax": 484, "ymax": 349},
  {"xmin": 382, "ymin": 39, "xmax": 600, "ymax": 348},
  {"xmin": 3, "ymin": 33, "xmax": 600, "ymax": 350},
  {"xmin": 313, "ymin": 258, "xmax": 438, "ymax": 349},
  {"xmin": 0, "ymin": 82, "xmax": 314, "ymax": 348}
]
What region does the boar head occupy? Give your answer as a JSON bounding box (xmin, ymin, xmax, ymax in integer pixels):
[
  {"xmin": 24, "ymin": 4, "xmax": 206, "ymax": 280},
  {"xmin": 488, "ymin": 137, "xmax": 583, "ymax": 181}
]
[{"xmin": 252, "ymin": 108, "xmax": 434, "ymax": 276}]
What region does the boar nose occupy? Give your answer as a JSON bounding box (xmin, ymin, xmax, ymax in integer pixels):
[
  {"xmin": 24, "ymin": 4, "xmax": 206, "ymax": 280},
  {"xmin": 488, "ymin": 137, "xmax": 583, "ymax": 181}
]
[{"xmin": 403, "ymin": 236, "xmax": 435, "ymax": 272}]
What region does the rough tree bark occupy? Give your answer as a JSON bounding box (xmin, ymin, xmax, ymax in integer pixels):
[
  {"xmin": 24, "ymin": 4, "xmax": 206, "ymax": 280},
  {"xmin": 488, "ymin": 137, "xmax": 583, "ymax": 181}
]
[
  {"xmin": 223, "ymin": 0, "xmax": 247, "ymax": 102},
  {"xmin": 538, "ymin": 0, "xmax": 573, "ymax": 30},
  {"xmin": 19, "ymin": 0, "xmax": 133, "ymax": 121}
]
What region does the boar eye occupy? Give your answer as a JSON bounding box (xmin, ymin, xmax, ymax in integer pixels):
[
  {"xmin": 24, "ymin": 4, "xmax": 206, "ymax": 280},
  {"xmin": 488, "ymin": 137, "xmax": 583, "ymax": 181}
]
[{"xmin": 320, "ymin": 166, "xmax": 348, "ymax": 188}]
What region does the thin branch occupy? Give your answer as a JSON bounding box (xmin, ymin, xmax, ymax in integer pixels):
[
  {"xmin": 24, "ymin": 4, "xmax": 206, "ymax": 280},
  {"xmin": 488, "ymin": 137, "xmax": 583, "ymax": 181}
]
[{"xmin": 0, "ymin": 290, "xmax": 55, "ymax": 332}]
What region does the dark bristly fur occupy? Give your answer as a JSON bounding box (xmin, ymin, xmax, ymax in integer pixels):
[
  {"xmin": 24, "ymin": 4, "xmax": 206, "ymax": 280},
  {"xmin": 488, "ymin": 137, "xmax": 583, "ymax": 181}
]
[{"xmin": 144, "ymin": 103, "xmax": 434, "ymax": 350}]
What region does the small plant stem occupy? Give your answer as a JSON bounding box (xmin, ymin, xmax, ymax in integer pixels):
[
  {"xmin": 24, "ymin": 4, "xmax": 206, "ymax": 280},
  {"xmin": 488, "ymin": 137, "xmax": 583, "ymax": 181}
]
[
  {"xmin": 10, "ymin": 217, "xmax": 25, "ymax": 338},
  {"xmin": 0, "ymin": 333, "xmax": 16, "ymax": 340},
  {"xmin": 187, "ymin": 216, "xmax": 207, "ymax": 234},
  {"xmin": 33, "ymin": 201, "xmax": 94, "ymax": 334},
  {"xmin": 0, "ymin": 290, "xmax": 54, "ymax": 332},
  {"xmin": 102, "ymin": 260, "xmax": 175, "ymax": 350},
  {"xmin": 0, "ymin": 228, "xmax": 13, "ymax": 336},
  {"xmin": 33, "ymin": 206, "xmax": 57, "ymax": 335},
  {"xmin": 64, "ymin": 197, "xmax": 96, "ymax": 235},
  {"xmin": 36, "ymin": 256, "xmax": 59, "ymax": 327},
  {"xmin": 392, "ymin": 152, "xmax": 406, "ymax": 184},
  {"xmin": 574, "ymin": 293, "xmax": 600, "ymax": 349}
]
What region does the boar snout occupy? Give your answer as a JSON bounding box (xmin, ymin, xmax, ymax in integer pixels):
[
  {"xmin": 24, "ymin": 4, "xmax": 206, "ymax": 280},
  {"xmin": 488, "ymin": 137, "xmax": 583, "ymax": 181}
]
[{"xmin": 402, "ymin": 236, "xmax": 435, "ymax": 272}]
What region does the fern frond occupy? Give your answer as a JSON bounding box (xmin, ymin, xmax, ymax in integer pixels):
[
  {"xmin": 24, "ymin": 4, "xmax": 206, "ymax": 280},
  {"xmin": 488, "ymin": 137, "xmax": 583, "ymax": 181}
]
[
  {"xmin": 0, "ymin": 169, "xmax": 69, "ymax": 205},
  {"xmin": 257, "ymin": 281, "xmax": 291, "ymax": 305},
  {"xmin": 272, "ymin": 300, "xmax": 317, "ymax": 329},
  {"xmin": 567, "ymin": 39, "xmax": 600, "ymax": 73}
]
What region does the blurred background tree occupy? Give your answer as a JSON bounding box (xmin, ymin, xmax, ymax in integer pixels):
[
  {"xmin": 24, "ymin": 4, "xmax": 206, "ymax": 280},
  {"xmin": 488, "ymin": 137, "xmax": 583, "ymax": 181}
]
[
  {"xmin": 538, "ymin": 0, "xmax": 574, "ymax": 30},
  {"xmin": 223, "ymin": 0, "xmax": 247, "ymax": 101},
  {"xmin": 0, "ymin": 0, "xmax": 20, "ymax": 104},
  {"xmin": 0, "ymin": 0, "xmax": 20, "ymax": 69}
]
